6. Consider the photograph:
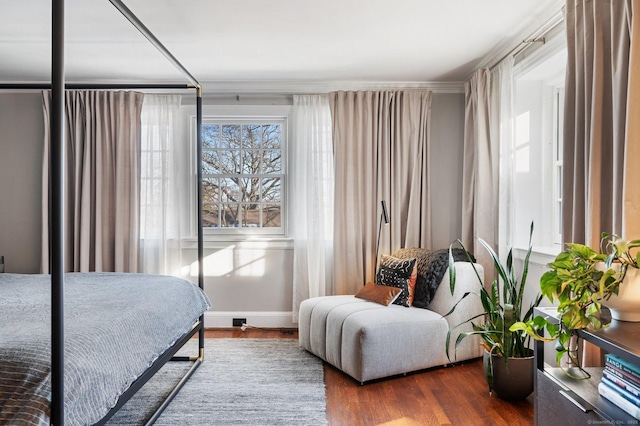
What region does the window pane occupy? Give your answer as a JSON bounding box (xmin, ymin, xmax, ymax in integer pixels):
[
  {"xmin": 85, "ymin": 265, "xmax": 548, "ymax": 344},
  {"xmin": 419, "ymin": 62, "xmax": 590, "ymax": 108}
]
[
  {"xmin": 557, "ymin": 165, "xmax": 563, "ymax": 194},
  {"xmin": 141, "ymin": 151, "xmax": 165, "ymax": 176},
  {"xmin": 242, "ymin": 148, "xmax": 261, "ymax": 174},
  {"xmin": 242, "ymin": 203, "xmax": 260, "ymax": 227},
  {"xmin": 262, "ymin": 150, "xmax": 282, "ymax": 174},
  {"xmin": 221, "ymin": 125, "xmax": 241, "ymax": 149},
  {"xmin": 217, "ymin": 150, "xmax": 240, "ymax": 174},
  {"xmin": 241, "ymin": 177, "xmax": 261, "ymax": 202},
  {"xmin": 220, "ymin": 178, "xmax": 241, "ymax": 202},
  {"xmin": 203, "ymin": 204, "xmax": 220, "ymax": 228},
  {"xmin": 262, "ymin": 124, "xmax": 281, "ymax": 149},
  {"xmin": 242, "ymin": 124, "xmax": 262, "ymax": 149},
  {"xmin": 221, "ymin": 203, "xmax": 240, "ymax": 227},
  {"xmin": 261, "ymin": 177, "xmax": 281, "ymax": 202},
  {"xmin": 202, "ymin": 124, "xmax": 220, "ymax": 149},
  {"xmin": 558, "ymin": 201, "xmax": 563, "ymax": 234},
  {"xmin": 202, "ymin": 150, "xmax": 220, "ymax": 174},
  {"xmin": 263, "ymin": 204, "xmax": 281, "ymax": 227},
  {"xmin": 202, "ymin": 178, "xmax": 219, "ymax": 203}
]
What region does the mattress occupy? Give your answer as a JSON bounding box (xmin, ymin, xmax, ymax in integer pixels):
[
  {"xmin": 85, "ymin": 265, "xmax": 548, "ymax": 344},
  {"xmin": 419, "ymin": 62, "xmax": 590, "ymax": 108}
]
[{"xmin": 0, "ymin": 272, "xmax": 211, "ymax": 426}]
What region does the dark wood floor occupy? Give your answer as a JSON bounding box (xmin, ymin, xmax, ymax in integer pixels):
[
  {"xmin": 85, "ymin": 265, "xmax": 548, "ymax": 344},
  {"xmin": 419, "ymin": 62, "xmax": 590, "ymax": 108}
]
[{"xmin": 203, "ymin": 328, "xmax": 534, "ymax": 425}]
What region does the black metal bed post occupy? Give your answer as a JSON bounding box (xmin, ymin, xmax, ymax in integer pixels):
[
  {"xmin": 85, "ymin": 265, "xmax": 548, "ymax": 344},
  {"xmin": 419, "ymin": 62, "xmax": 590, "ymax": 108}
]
[
  {"xmin": 108, "ymin": 0, "xmax": 204, "ymax": 358},
  {"xmin": 196, "ymin": 86, "xmax": 205, "ymax": 356},
  {"xmin": 51, "ymin": 0, "xmax": 65, "ymax": 424},
  {"xmin": 108, "ymin": 0, "xmax": 199, "ymax": 87}
]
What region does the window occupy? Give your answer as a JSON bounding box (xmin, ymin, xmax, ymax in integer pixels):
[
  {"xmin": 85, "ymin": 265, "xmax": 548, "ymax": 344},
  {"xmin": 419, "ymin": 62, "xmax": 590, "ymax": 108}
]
[
  {"xmin": 512, "ymin": 40, "xmax": 566, "ymax": 252},
  {"xmin": 140, "ymin": 123, "xmax": 167, "ymax": 237},
  {"xmin": 200, "ymin": 117, "xmax": 286, "ymax": 235}
]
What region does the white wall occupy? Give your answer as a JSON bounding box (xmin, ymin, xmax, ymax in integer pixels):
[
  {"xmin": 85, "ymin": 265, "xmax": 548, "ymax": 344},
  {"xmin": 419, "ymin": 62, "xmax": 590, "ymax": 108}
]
[
  {"xmin": 182, "ymin": 240, "xmax": 294, "ymax": 328},
  {"xmin": 0, "ymin": 90, "xmax": 466, "ymax": 327}
]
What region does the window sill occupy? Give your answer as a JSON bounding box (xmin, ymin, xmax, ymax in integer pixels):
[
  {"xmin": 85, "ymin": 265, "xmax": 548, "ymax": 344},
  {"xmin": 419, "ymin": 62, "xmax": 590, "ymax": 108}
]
[
  {"xmin": 181, "ymin": 236, "xmax": 293, "ymax": 250},
  {"xmin": 513, "ymin": 245, "xmax": 560, "ymax": 267}
]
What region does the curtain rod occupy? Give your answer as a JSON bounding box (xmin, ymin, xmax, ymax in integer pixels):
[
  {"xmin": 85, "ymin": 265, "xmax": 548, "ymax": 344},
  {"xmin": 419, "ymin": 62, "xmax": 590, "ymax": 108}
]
[
  {"xmin": 489, "ymin": 9, "xmax": 565, "ymax": 71},
  {"xmin": 108, "ymin": 0, "xmax": 200, "ymax": 88},
  {"xmin": 0, "ymin": 83, "xmax": 194, "ymax": 90}
]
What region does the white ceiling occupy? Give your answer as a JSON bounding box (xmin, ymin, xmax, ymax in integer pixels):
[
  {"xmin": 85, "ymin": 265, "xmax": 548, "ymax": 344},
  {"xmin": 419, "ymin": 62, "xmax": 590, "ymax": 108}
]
[{"xmin": 0, "ymin": 0, "xmax": 563, "ymax": 91}]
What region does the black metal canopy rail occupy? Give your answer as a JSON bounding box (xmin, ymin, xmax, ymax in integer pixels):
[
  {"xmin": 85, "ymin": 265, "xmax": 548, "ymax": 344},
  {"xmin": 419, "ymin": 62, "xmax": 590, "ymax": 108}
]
[{"xmin": 0, "ymin": 1, "xmax": 205, "ymax": 424}]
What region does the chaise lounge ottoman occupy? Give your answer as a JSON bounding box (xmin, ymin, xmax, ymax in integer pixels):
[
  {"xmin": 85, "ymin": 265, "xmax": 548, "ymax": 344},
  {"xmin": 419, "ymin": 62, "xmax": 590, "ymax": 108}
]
[{"xmin": 299, "ymin": 251, "xmax": 484, "ymax": 383}]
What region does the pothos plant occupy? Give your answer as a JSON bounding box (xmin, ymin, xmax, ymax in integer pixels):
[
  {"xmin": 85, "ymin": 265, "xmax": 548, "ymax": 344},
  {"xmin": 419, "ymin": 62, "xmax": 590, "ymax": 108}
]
[
  {"xmin": 510, "ymin": 233, "xmax": 640, "ymax": 378},
  {"xmin": 445, "ymin": 222, "xmax": 542, "ymax": 391}
]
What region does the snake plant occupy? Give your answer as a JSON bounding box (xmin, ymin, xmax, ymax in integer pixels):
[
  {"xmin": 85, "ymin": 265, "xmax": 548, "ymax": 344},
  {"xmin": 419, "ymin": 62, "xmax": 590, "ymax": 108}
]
[{"xmin": 444, "ymin": 222, "xmax": 542, "ymax": 392}]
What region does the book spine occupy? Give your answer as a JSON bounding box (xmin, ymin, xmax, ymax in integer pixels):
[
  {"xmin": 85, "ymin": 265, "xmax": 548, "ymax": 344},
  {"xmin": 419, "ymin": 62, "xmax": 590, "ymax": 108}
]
[
  {"xmin": 605, "ymin": 363, "xmax": 640, "ymax": 387},
  {"xmin": 601, "ymin": 377, "xmax": 640, "ymax": 407},
  {"xmin": 606, "ymin": 354, "xmax": 640, "ymax": 382},
  {"xmin": 602, "ymin": 377, "xmax": 640, "ymax": 407},
  {"xmin": 604, "ymin": 367, "xmax": 640, "ymax": 397},
  {"xmin": 599, "ymin": 381, "xmax": 640, "ymax": 420}
]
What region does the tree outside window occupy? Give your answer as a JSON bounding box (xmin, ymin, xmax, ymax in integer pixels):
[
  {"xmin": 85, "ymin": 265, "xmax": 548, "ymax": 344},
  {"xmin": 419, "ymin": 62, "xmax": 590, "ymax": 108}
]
[{"xmin": 201, "ymin": 119, "xmax": 285, "ymax": 233}]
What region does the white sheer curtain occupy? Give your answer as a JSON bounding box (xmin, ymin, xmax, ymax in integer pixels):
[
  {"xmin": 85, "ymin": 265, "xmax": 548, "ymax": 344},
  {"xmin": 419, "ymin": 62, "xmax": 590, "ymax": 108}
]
[
  {"xmin": 491, "ymin": 58, "xmax": 515, "ymax": 262},
  {"xmin": 139, "ymin": 95, "xmax": 188, "ymax": 276},
  {"xmin": 291, "ymin": 95, "xmax": 335, "ymax": 321}
]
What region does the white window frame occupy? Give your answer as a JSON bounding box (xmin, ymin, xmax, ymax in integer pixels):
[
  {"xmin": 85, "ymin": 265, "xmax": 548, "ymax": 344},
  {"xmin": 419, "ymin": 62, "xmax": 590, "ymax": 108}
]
[
  {"xmin": 190, "ymin": 109, "xmax": 289, "ymax": 238},
  {"xmin": 510, "ymin": 34, "xmax": 566, "ymax": 256},
  {"xmin": 552, "ymin": 87, "xmax": 564, "ymax": 245}
]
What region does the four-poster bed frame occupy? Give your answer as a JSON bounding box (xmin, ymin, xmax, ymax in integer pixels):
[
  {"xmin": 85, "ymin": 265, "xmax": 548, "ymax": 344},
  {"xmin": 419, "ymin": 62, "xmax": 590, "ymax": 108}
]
[{"xmin": 0, "ymin": 1, "xmax": 206, "ymax": 424}]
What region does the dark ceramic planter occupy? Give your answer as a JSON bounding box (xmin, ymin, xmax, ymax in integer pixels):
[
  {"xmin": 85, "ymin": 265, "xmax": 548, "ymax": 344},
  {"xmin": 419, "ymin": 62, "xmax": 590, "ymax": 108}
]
[{"xmin": 482, "ymin": 349, "xmax": 534, "ymax": 401}]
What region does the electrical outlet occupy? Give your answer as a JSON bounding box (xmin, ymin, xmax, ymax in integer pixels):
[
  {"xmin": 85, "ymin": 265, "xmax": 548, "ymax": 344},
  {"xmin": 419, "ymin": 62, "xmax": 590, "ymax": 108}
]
[{"xmin": 232, "ymin": 318, "xmax": 246, "ymax": 327}]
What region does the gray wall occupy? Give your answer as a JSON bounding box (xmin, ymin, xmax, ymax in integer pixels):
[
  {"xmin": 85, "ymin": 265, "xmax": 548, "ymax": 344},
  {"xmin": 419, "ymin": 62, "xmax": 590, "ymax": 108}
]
[
  {"xmin": 0, "ymin": 93, "xmax": 43, "ymax": 273},
  {"xmin": 430, "ymin": 92, "xmax": 465, "ymax": 249},
  {"xmin": 0, "ymin": 91, "xmax": 466, "ymax": 326}
]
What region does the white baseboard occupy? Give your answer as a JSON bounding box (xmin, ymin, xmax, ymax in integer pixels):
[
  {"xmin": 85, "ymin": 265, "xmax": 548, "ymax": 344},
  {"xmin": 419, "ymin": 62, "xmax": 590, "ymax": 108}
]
[{"xmin": 203, "ymin": 311, "xmax": 296, "ymax": 329}]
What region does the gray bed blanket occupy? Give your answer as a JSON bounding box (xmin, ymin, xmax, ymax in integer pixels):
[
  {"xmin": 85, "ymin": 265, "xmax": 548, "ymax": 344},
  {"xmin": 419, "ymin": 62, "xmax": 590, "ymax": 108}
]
[{"xmin": 0, "ymin": 272, "xmax": 211, "ymax": 426}]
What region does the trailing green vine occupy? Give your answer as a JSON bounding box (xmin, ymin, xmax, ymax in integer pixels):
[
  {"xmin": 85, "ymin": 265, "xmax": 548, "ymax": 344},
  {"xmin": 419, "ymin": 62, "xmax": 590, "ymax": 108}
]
[{"xmin": 510, "ymin": 234, "xmax": 640, "ymax": 378}]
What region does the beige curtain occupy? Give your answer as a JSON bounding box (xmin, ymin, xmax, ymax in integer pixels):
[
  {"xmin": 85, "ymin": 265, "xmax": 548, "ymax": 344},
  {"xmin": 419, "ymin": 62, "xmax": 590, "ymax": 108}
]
[
  {"xmin": 330, "ymin": 90, "xmax": 431, "ymax": 295},
  {"xmin": 563, "ymin": 0, "xmax": 639, "ymax": 365},
  {"xmin": 42, "ymin": 90, "xmax": 144, "ymax": 273},
  {"xmin": 462, "ymin": 69, "xmax": 499, "ymax": 281}
]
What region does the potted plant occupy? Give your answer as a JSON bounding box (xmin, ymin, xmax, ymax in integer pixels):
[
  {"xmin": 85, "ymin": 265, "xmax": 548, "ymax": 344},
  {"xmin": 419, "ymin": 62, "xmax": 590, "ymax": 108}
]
[
  {"xmin": 601, "ymin": 234, "xmax": 640, "ymax": 321},
  {"xmin": 445, "ymin": 222, "xmax": 542, "ymax": 400},
  {"xmin": 510, "ymin": 234, "xmax": 640, "ymax": 378}
]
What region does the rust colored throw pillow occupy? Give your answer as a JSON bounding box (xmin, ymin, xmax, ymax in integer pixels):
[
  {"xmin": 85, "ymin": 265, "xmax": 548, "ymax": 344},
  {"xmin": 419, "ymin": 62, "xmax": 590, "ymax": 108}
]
[
  {"xmin": 408, "ymin": 262, "xmax": 418, "ymax": 306},
  {"xmin": 355, "ymin": 282, "xmax": 402, "ymax": 306}
]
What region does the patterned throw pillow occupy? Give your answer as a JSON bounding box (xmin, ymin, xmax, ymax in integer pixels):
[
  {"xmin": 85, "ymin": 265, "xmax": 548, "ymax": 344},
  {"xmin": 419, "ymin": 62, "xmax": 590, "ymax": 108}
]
[
  {"xmin": 392, "ymin": 247, "xmax": 474, "ymax": 308},
  {"xmin": 375, "ymin": 255, "xmax": 417, "ymax": 307}
]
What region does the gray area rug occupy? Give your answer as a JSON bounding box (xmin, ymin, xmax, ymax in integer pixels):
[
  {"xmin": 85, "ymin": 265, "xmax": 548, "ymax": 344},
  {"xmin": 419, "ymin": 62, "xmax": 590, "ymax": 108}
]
[{"xmin": 105, "ymin": 338, "xmax": 327, "ymax": 425}]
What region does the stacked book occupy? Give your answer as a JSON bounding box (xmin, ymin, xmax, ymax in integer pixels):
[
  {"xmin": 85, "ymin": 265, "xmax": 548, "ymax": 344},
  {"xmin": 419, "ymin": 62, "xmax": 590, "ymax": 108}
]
[{"xmin": 598, "ymin": 353, "xmax": 640, "ymax": 420}]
